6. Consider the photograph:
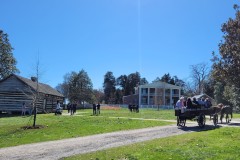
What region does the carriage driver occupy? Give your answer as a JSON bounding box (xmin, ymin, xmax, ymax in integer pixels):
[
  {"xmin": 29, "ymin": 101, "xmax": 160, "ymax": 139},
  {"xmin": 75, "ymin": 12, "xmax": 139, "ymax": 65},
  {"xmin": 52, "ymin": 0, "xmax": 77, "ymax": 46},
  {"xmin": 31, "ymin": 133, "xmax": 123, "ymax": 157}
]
[{"xmin": 176, "ymin": 97, "xmax": 185, "ymax": 113}]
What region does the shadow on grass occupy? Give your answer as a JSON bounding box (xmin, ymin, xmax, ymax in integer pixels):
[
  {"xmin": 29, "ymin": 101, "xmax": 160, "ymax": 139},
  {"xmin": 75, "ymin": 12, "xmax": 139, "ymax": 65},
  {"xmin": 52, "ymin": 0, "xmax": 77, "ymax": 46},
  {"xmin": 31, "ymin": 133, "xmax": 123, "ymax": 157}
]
[
  {"xmin": 178, "ymin": 124, "xmax": 222, "ymax": 132},
  {"xmin": 224, "ymin": 122, "xmax": 240, "ymax": 126},
  {"xmin": 0, "ymin": 112, "xmax": 21, "ymax": 118}
]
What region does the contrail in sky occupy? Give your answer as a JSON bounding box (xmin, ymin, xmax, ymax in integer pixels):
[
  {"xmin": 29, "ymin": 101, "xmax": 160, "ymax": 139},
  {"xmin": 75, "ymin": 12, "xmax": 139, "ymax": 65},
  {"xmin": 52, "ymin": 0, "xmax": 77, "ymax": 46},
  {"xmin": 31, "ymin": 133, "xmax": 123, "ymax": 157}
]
[{"xmin": 138, "ymin": 0, "xmax": 142, "ymax": 74}]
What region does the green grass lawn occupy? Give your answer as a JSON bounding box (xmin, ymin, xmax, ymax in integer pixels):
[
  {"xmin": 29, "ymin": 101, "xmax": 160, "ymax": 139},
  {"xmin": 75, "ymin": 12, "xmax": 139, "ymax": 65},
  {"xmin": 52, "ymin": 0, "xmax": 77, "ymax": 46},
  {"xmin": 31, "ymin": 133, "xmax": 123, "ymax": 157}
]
[
  {"xmin": 0, "ymin": 108, "xmax": 174, "ymax": 148},
  {"xmin": 233, "ymin": 112, "xmax": 240, "ymax": 118},
  {"xmin": 1, "ymin": 108, "xmax": 240, "ymax": 159},
  {"xmin": 63, "ymin": 127, "xmax": 240, "ymax": 160},
  {"xmin": 76, "ymin": 108, "xmax": 176, "ymax": 120}
]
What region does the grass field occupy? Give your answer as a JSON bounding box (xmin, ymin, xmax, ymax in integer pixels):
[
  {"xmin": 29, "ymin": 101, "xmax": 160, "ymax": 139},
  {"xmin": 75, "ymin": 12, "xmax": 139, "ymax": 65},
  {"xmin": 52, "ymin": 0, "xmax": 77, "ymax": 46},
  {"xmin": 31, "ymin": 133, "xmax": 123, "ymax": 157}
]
[
  {"xmin": 77, "ymin": 107, "xmax": 176, "ymax": 120},
  {"xmin": 1, "ymin": 107, "xmax": 240, "ymax": 160},
  {"xmin": 64, "ymin": 127, "xmax": 240, "ymax": 160},
  {"xmin": 0, "ymin": 108, "xmax": 174, "ymax": 148}
]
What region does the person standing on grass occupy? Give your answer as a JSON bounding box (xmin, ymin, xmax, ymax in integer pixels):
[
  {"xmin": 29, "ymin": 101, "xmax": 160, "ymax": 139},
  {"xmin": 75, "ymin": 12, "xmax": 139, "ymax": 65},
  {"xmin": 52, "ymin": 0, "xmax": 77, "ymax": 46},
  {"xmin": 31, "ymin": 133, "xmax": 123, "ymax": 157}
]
[
  {"xmin": 93, "ymin": 103, "xmax": 97, "ymax": 115},
  {"xmin": 73, "ymin": 103, "xmax": 77, "ymax": 115},
  {"xmin": 67, "ymin": 103, "xmax": 71, "ymax": 113},
  {"xmin": 97, "ymin": 103, "xmax": 101, "ymax": 115},
  {"xmin": 70, "ymin": 103, "xmax": 74, "ymax": 115},
  {"xmin": 55, "ymin": 101, "xmax": 62, "ymax": 115},
  {"xmin": 21, "ymin": 102, "xmax": 26, "ymax": 116}
]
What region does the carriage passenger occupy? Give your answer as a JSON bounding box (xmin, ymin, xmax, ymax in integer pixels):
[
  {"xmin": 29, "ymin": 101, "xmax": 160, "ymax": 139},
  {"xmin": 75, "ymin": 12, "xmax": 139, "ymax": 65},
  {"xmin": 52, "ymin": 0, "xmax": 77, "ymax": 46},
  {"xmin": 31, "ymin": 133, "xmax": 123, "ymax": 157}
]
[
  {"xmin": 176, "ymin": 97, "xmax": 184, "ymax": 108},
  {"xmin": 197, "ymin": 98, "xmax": 202, "ymax": 105},
  {"xmin": 192, "ymin": 97, "xmax": 199, "ymax": 106},
  {"xmin": 176, "ymin": 97, "xmax": 185, "ymax": 113},
  {"xmin": 197, "ymin": 98, "xmax": 205, "ymax": 107},
  {"xmin": 204, "ymin": 98, "xmax": 212, "ymax": 108},
  {"xmin": 192, "ymin": 97, "xmax": 200, "ymax": 108},
  {"xmin": 183, "ymin": 97, "xmax": 187, "ymax": 107},
  {"xmin": 186, "ymin": 97, "xmax": 194, "ymax": 109}
]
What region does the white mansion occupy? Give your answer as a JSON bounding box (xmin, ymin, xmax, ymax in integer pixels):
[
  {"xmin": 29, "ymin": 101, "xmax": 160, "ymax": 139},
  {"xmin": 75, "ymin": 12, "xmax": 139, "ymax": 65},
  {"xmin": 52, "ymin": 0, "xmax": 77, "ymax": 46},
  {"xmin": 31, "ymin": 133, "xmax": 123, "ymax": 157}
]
[{"xmin": 123, "ymin": 81, "xmax": 181, "ymax": 107}]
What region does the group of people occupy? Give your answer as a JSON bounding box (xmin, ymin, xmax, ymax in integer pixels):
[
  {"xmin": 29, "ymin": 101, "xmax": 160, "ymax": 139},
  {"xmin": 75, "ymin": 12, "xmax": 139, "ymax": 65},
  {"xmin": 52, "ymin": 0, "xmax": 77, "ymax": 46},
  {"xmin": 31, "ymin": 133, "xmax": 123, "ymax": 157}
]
[
  {"xmin": 176, "ymin": 96, "xmax": 212, "ymax": 112},
  {"xmin": 55, "ymin": 102, "xmax": 101, "ymax": 116},
  {"xmin": 92, "ymin": 103, "xmax": 101, "ymax": 115},
  {"xmin": 67, "ymin": 103, "xmax": 77, "ymax": 115},
  {"xmin": 128, "ymin": 104, "xmax": 139, "ymax": 113}
]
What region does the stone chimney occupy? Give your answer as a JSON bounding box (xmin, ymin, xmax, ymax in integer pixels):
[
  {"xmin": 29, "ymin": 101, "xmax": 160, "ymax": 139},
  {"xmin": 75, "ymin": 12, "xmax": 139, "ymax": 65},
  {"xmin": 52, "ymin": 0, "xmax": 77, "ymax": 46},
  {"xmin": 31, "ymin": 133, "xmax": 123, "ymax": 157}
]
[{"xmin": 31, "ymin": 77, "xmax": 38, "ymax": 82}]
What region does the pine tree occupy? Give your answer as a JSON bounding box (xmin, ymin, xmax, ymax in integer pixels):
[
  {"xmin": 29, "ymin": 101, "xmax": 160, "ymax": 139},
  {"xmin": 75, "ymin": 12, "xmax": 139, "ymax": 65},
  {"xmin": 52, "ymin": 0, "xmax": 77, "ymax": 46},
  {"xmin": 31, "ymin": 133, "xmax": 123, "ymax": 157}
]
[{"xmin": 0, "ymin": 30, "xmax": 19, "ymax": 79}]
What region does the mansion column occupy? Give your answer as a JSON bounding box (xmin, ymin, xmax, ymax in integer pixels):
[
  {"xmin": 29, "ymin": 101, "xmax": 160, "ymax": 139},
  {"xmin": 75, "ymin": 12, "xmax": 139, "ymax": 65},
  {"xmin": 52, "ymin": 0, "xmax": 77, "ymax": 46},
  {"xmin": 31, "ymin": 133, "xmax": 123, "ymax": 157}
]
[
  {"xmin": 147, "ymin": 87, "xmax": 150, "ymax": 105},
  {"xmin": 138, "ymin": 86, "xmax": 141, "ymax": 106},
  {"xmin": 178, "ymin": 89, "xmax": 181, "ymax": 99},
  {"xmin": 163, "ymin": 88, "xmax": 165, "ymax": 105},
  {"xmin": 170, "ymin": 89, "xmax": 173, "ymax": 106}
]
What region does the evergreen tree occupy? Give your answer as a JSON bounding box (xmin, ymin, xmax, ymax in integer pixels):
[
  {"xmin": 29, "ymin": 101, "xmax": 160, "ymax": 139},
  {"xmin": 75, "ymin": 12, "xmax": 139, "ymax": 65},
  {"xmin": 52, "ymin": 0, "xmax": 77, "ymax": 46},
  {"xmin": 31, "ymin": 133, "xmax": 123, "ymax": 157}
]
[
  {"xmin": 68, "ymin": 70, "xmax": 93, "ymax": 105},
  {"xmin": 0, "ymin": 30, "xmax": 19, "ymax": 79},
  {"xmin": 103, "ymin": 71, "xmax": 116, "ymax": 104},
  {"xmin": 212, "ymin": 5, "xmax": 240, "ymax": 108},
  {"xmin": 212, "ymin": 5, "xmax": 240, "ymax": 88},
  {"xmin": 161, "ymin": 73, "xmax": 174, "ymax": 84},
  {"xmin": 126, "ymin": 72, "xmax": 141, "ymax": 95},
  {"xmin": 116, "ymin": 75, "xmax": 128, "ymax": 95}
]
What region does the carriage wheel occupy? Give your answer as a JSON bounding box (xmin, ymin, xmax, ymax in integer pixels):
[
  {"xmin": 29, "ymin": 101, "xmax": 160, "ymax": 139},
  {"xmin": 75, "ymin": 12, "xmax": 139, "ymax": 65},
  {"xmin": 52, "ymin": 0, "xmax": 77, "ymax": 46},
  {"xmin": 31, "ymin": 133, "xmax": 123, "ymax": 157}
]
[
  {"xmin": 213, "ymin": 114, "xmax": 218, "ymax": 126},
  {"xmin": 198, "ymin": 114, "xmax": 206, "ymax": 128}
]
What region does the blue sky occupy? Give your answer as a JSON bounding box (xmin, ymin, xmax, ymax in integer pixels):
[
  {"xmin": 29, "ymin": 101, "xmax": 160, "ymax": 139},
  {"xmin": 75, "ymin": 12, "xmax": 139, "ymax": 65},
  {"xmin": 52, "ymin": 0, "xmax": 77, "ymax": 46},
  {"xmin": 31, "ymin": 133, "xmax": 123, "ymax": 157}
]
[{"xmin": 0, "ymin": 0, "xmax": 238, "ymax": 89}]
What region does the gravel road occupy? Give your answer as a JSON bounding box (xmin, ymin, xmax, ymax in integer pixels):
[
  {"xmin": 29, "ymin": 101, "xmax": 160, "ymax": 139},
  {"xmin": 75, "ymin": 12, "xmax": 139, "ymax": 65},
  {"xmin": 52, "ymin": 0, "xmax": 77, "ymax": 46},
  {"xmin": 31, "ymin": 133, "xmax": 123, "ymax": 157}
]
[
  {"xmin": 0, "ymin": 124, "xmax": 203, "ymax": 160},
  {"xmin": 0, "ymin": 120, "xmax": 238, "ymax": 160}
]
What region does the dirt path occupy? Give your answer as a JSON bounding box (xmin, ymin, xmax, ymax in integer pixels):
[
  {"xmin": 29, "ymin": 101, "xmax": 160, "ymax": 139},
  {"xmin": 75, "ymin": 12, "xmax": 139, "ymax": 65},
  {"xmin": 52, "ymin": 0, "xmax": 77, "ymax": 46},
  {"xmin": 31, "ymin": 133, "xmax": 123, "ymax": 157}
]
[
  {"xmin": 0, "ymin": 123, "xmax": 203, "ymax": 160},
  {"xmin": 0, "ymin": 119, "xmax": 239, "ymax": 160}
]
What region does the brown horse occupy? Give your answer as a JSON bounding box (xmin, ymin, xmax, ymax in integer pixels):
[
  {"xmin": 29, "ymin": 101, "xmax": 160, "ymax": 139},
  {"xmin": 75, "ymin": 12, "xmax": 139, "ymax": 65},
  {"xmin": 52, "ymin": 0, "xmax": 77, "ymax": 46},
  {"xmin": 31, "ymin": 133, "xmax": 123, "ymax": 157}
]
[{"xmin": 220, "ymin": 105, "xmax": 233, "ymax": 124}]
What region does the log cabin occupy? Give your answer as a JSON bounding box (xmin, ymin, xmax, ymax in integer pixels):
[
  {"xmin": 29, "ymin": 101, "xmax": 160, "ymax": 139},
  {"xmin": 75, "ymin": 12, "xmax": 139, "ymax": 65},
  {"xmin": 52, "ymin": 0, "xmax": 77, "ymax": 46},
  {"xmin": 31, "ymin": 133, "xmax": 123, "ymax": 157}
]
[{"xmin": 0, "ymin": 74, "xmax": 64, "ymax": 114}]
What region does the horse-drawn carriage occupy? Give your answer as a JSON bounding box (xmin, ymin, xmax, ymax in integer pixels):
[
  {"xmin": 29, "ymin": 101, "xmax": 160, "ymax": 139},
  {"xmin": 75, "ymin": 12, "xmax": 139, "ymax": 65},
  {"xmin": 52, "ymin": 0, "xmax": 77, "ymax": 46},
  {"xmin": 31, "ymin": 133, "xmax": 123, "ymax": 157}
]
[{"xmin": 175, "ymin": 107, "xmax": 221, "ymax": 127}]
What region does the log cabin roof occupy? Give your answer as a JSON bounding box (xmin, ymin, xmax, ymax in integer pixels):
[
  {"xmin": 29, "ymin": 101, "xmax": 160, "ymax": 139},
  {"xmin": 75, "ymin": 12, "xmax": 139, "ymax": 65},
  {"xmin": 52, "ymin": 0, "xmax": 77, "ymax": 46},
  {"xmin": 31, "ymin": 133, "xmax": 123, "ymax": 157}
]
[{"xmin": 1, "ymin": 74, "xmax": 64, "ymax": 97}]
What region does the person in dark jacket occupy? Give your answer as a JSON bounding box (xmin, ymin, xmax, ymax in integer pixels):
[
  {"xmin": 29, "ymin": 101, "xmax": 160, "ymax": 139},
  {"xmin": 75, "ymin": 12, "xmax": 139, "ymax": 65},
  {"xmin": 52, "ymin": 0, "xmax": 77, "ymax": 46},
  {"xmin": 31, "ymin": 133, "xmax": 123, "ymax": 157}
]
[
  {"xmin": 67, "ymin": 103, "xmax": 71, "ymax": 113},
  {"xmin": 93, "ymin": 103, "xmax": 97, "ymax": 115},
  {"xmin": 192, "ymin": 97, "xmax": 200, "ymax": 108},
  {"xmin": 97, "ymin": 103, "xmax": 101, "ymax": 115},
  {"xmin": 186, "ymin": 97, "xmax": 193, "ymax": 109},
  {"xmin": 73, "ymin": 103, "xmax": 77, "ymax": 114}
]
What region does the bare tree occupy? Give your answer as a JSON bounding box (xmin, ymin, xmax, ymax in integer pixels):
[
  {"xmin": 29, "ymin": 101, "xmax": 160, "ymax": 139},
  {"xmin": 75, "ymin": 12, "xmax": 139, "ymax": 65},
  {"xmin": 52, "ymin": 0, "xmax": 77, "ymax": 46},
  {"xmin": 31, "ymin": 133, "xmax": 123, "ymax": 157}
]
[
  {"xmin": 32, "ymin": 58, "xmax": 40, "ymax": 127},
  {"xmin": 29, "ymin": 54, "xmax": 42, "ymax": 127},
  {"xmin": 190, "ymin": 63, "xmax": 209, "ymax": 94}
]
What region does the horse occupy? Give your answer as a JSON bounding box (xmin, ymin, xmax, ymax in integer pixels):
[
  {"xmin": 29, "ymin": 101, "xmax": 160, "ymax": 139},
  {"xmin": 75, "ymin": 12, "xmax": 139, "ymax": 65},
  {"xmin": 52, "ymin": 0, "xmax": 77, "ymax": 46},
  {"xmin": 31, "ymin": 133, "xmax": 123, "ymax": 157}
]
[{"xmin": 220, "ymin": 105, "xmax": 233, "ymax": 124}]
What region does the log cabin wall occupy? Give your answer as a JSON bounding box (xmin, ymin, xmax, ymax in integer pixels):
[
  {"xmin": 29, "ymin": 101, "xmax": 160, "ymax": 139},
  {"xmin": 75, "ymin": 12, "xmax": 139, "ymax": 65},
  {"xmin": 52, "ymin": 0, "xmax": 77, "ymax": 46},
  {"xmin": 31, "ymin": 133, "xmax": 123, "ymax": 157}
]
[
  {"xmin": 0, "ymin": 92, "xmax": 33, "ymax": 112},
  {"xmin": 0, "ymin": 76, "xmax": 34, "ymax": 113},
  {"xmin": 37, "ymin": 94, "xmax": 64, "ymax": 113}
]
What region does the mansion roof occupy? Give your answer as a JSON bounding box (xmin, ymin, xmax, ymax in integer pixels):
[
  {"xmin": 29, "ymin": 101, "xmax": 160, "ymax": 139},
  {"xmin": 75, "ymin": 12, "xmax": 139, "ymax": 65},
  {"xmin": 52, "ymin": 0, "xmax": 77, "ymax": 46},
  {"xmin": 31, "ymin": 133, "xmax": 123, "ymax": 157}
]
[{"xmin": 139, "ymin": 81, "xmax": 181, "ymax": 89}]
